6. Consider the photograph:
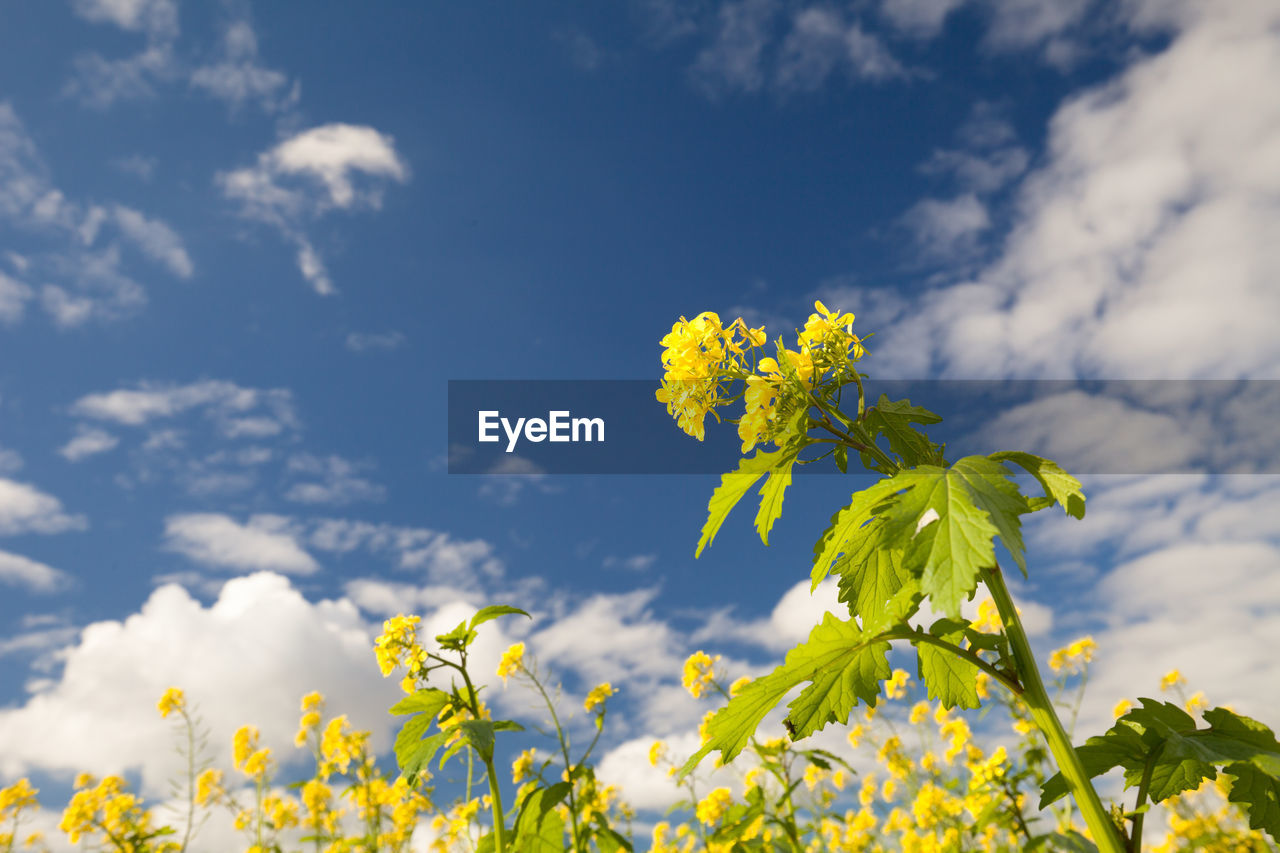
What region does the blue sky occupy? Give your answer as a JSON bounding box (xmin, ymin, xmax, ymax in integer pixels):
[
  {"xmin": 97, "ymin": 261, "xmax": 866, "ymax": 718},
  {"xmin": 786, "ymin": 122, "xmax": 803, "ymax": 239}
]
[{"xmin": 2, "ymin": 0, "xmax": 1280, "ymax": 847}]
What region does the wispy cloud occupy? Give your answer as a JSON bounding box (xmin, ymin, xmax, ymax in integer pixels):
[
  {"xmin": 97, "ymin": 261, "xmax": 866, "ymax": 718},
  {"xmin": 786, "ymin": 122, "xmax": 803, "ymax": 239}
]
[
  {"xmin": 59, "ymin": 426, "xmax": 120, "ymax": 462},
  {"xmin": 0, "ymin": 104, "xmax": 192, "ymax": 325},
  {"xmin": 218, "ymin": 124, "xmax": 409, "ymax": 294},
  {"xmin": 0, "ymin": 478, "xmax": 87, "ymax": 536}
]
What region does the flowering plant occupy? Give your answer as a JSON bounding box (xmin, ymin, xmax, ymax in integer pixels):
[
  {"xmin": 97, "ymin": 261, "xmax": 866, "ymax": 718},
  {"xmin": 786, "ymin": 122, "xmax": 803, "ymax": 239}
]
[{"xmin": 659, "ymin": 304, "xmax": 1280, "ymax": 853}]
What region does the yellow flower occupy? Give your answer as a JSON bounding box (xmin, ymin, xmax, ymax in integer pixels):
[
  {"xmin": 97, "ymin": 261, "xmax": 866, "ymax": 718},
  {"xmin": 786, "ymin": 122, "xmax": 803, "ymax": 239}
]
[
  {"xmin": 584, "ymin": 682, "xmax": 614, "ymax": 712},
  {"xmin": 728, "ymin": 676, "xmax": 752, "ymax": 697},
  {"xmin": 373, "ymin": 613, "xmax": 423, "ymax": 678},
  {"xmin": 648, "ymin": 740, "xmax": 666, "ymax": 767},
  {"xmin": 1161, "ymin": 669, "xmax": 1185, "ymax": 691},
  {"xmin": 908, "ymin": 701, "xmax": 931, "ymax": 725},
  {"xmin": 194, "ymin": 769, "xmax": 222, "ymax": 806},
  {"xmin": 884, "ymin": 668, "xmax": 910, "ymax": 700},
  {"xmin": 695, "ymin": 787, "xmax": 733, "ymax": 825},
  {"xmin": 301, "ymin": 691, "xmax": 324, "ymax": 712},
  {"xmin": 156, "ymin": 687, "xmax": 185, "ymax": 719},
  {"xmin": 682, "ymin": 651, "xmax": 719, "ymax": 699},
  {"xmin": 1185, "ymin": 691, "xmax": 1207, "ymax": 714},
  {"xmin": 497, "ymin": 642, "xmax": 525, "ymax": 683},
  {"xmin": 1113, "ymin": 699, "xmax": 1133, "ymax": 719},
  {"xmin": 232, "ymin": 725, "xmax": 259, "ymax": 768},
  {"xmin": 512, "ymin": 749, "xmax": 536, "ymax": 784},
  {"xmin": 0, "ymin": 778, "xmax": 38, "ymax": 818}
]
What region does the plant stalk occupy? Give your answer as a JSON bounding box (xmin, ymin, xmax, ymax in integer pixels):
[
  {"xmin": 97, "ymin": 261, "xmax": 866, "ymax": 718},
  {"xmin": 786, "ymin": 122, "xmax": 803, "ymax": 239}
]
[{"xmin": 983, "ymin": 564, "xmax": 1125, "ymax": 853}]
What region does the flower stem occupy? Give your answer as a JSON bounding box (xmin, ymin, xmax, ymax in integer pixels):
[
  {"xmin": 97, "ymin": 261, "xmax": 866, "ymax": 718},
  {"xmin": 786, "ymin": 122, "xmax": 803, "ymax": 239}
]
[{"xmin": 983, "ymin": 564, "xmax": 1126, "ymax": 853}]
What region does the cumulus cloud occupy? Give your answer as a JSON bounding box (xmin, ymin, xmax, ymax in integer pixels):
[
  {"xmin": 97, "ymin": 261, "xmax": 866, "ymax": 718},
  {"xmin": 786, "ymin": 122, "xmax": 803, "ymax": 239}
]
[
  {"xmin": 0, "ymin": 478, "xmax": 87, "ymax": 536},
  {"xmin": 163, "ymin": 513, "xmax": 320, "ymax": 575},
  {"xmin": 218, "ymin": 124, "xmax": 409, "ymax": 294},
  {"xmin": 0, "ymin": 573, "xmax": 396, "ymax": 793}
]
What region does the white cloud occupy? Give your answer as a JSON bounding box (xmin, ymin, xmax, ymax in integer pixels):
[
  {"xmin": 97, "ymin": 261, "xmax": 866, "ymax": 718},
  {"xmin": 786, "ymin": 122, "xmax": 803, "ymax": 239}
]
[
  {"xmin": 110, "ymin": 205, "xmax": 194, "ymax": 278},
  {"xmin": 70, "ymin": 0, "xmax": 178, "ymax": 39},
  {"xmin": 163, "ymin": 513, "xmax": 320, "ymax": 575},
  {"xmin": 284, "ymin": 453, "xmax": 385, "ymax": 505},
  {"xmin": 0, "ymin": 104, "xmax": 188, "ymax": 324},
  {"xmin": 0, "ymin": 573, "xmax": 397, "ymax": 794},
  {"xmin": 0, "ymin": 478, "xmax": 87, "ymax": 535},
  {"xmin": 689, "ymin": 0, "xmax": 777, "ymax": 96},
  {"xmin": 190, "ymin": 21, "xmax": 297, "ymax": 114},
  {"xmin": 63, "ymin": 46, "xmax": 175, "ymax": 109},
  {"xmin": 899, "ymin": 193, "xmax": 990, "ymax": 260},
  {"xmin": 72, "ymin": 379, "xmax": 295, "ymax": 431},
  {"xmin": 0, "ymin": 270, "xmax": 33, "ymax": 324},
  {"xmin": 866, "ymin": 2, "xmax": 1280, "ymax": 380},
  {"xmin": 602, "ymin": 554, "xmax": 658, "ymax": 572},
  {"xmin": 345, "ymin": 330, "xmax": 406, "ymax": 352},
  {"xmin": 307, "ymin": 520, "xmax": 504, "ymax": 586},
  {"xmin": 0, "ymin": 549, "xmax": 70, "ymax": 593},
  {"xmin": 218, "ymin": 124, "xmax": 409, "ymax": 294},
  {"xmin": 59, "ymin": 426, "xmax": 121, "ymax": 462},
  {"xmin": 880, "ymin": 0, "xmax": 968, "ymax": 38},
  {"xmin": 775, "ymin": 7, "xmax": 906, "ymax": 92}
]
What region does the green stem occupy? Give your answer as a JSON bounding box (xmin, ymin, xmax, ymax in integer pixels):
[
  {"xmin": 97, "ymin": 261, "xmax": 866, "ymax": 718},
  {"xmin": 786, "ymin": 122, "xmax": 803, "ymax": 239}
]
[
  {"xmin": 529, "ymin": 673, "xmax": 584, "ymax": 853},
  {"xmin": 983, "ymin": 564, "xmax": 1125, "ymax": 853},
  {"xmin": 458, "ymin": 661, "xmax": 507, "ymax": 853},
  {"xmin": 1128, "ymin": 747, "xmax": 1161, "ymax": 852}
]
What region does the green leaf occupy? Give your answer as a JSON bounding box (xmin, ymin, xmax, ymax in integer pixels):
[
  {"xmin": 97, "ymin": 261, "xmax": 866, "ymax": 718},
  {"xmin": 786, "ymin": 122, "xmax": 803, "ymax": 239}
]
[
  {"xmin": 862, "ymin": 396, "xmax": 945, "ymax": 468},
  {"xmin": 390, "ymin": 688, "xmax": 450, "ymax": 717},
  {"xmin": 697, "ymin": 449, "xmax": 788, "ymax": 557},
  {"xmin": 916, "ymin": 640, "xmax": 981, "ymax": 711},
  {"xmin": 832, "ymin": 520, "xmax": 915, "ymax": 627},
  {"xmin": 470, "ymin": 605, "xmax": 531, "ymax": 631},
  {"xmin": 680, "ymin": 612, "xmax": 890, "ymax": 774},
  {"xmin": 513, "ymin": 782, "xmax": 570, "ymax": 853},
  {"xmin": 592, "ymin": 825, "xmax": 633, "ymax": 853},
  {"xmin": 1226, "ymin": 762, "xmax": 1280, "ymax": 839},
  {"xmin": 990, "ymin": 451, "xmax": 1086, "ymax": 520},
  {"xmin": 754, "ymin": 448, "xmax": 799, "ymax": 545},
  {"xmin": 391, "ymin": 688, "xmax": 452, "ymax": 783},
  {"xmin": 458, "ymin": 720, "xmax": 496, "ymax": 762},
  {"xmin": 879, "ymin": 457, "xmax": 1027, "ymax": 616},
  {"xmin": 810, "ymin": 478, "xmax": 905, "ymax": 589}
]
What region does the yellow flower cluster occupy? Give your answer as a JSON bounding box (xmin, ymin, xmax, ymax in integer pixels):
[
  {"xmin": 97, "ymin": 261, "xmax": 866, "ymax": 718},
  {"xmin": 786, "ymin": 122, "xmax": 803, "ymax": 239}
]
[
  {"xmin": 681, "ymin": 650, "xmax": 720, "ymax": 699},
  {"xmin": 374, "ymin": 613, "xmax": 427, "ymax": 682},
  {"xmin": 156, "ymin": 686, "xmax": 186, "ymax": 719},
  {"xmin": 59, "ymin": 775, "xmax": 171, "ymax": 850},
  {"xmin": 657, "ymin": 312, "xmax": 765, "ymax": 441},
  {"xmin": 659, "ymin": 302, "xmax": 867, "ymax": 452},
  {"xmin": 1048, "ymin": 635, "xmax": 1097, "ymax": 673},
  {"xmin": 496, "ymin": 641, "xmax": 525, "ymax": 683},
  {"xmin": 232, "ymin": 724, "xmax": 272, "ymax": 780},
  {"xmin": 584, "ymin": 682, "xmax": 614, "ymax": 712}
]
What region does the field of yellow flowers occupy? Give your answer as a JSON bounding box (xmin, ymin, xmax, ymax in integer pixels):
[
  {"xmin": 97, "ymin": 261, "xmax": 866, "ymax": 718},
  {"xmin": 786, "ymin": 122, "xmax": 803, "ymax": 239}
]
[{"xmin": 4, "ymin": 304, "xmax": 1278, "ymax": 853}]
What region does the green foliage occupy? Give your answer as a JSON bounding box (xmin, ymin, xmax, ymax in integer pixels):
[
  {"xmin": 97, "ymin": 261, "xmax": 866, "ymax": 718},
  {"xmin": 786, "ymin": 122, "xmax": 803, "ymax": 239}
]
[
  {"xmin": 696, "ymin": 448, "xmax": 790, "ymax": 557},
  {"xmin": 680, "ymin": 612, "xmax": 890, "ymax": 773},
  {"xmin": 1041, "ymin": 701, "xmax": 1280, "ymax": 838}
]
